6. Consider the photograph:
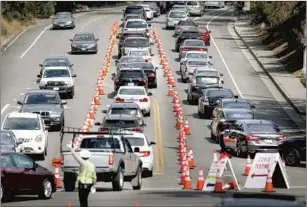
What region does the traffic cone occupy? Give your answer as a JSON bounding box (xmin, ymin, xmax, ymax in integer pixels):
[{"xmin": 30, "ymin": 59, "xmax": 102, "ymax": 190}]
[
  {"xmin": 54, "ymin": 165, "xmax": 61, "ymax": 188},
  {"xmin": 133, "ymin": 201, "xmax": 139, "ymax": 207},
  {"xmin": 213, "ymin": 149, "xmax": 218, "ymax": 162},
  {"xmin": 263, "ymin": 169, "xmax": 275, "ymax": 192},
  {"xmin": 184, "ymin": 119, "xmax": 191, "ymax": 135},
  {"xmin": 94, "ymin": 96, "xmax": 100, "ymax": 105},
  {"xmin": 168, "ymin": 85, "xmax": 173, "ymax": 96},
  {"xmin": 179, "ymin": 166, "xmax": 187, "ymax": 185},
  {"xmin": 195, "ymin": 167, "xmax": 205, "ymax": 190},
  {"xmin": 88, "ymin": 109, "xmax": 95, "ymax": 119},
  {"xmin": 188, "ymin": 147, "xmax": 195, "ymax": 169},
  {"xmin": 66, "ymin": 201, "xmax": 72, "ymax": 207},
  {"xmin": 213, "ymin": 169, "xmax": 225, "ymax": 193},
  {"xmin": 179, "ymin": 153, "xmax": 187, "ymax": 173},
  {"xmin": 172, "ymin": 93, "xmax": 178, "ymax": 103},
  {"xmin": 98, "ymin": 84, "xmax": 105, "ymax": 95},
  {"xmin": 243, "ymin": 154, "xmax": 252, "ymax": 176},
  {"xmin": 176, "ymin": 117, "xmax": 184, "ymax": 129},
  {"xmin": 183, "ymin": 169, "xmax": 193, "ymax": 190}
]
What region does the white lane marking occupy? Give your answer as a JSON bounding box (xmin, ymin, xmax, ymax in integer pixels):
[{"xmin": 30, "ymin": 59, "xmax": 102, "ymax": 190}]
[
  {"xmin": 290, "ymin": 186, "xmax": 306, "ymax": 189},
  {"xmin": 12, "ymin": 99, "xmax": 17, "ymax": 101},
  {"xmin": 2, "ymin": 26, "xmax": 32, "ymax": 53},
  {"xmin": 1, "ymin": 104, "xmax": 10, "ymax": 115},
  {"xmin": 19, "ymin": 24, "xmax": 52, "ymax": 59},
  {"xmin": 193, "ymin": 17, "xmax": 199, "ymax": 21},
  {"xmin": 207, "ymin": 12, "xmax": 244, "ymax": 99},
  {"xmin": 27, "ymin": 87, "xmax": 31, "ymax": 90}
]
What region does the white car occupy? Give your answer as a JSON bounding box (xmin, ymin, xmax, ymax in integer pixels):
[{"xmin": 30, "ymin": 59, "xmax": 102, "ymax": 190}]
[
  {"xmin": 166, "ymin": 10, "xmax": 189, "ymax": 29},
  {"xmin": 1, "ymin": 112, "xmax": 49, "ymax": 159},
  {"xmin": 124, "ymin": 131, "xmax": 155, "ymax": 177},
  {"xmin": 127, "ymin": 49, "xmax": 154, "ymax": 62},
  {"xmin": 191, "ymin": 67, "xmax": 224, "ymax": 87},
  {"xmin": 180, "ymin": 51, "xmax": 212, "ymax": 66},
  {"xmin": 38, "ymin": 66, "xmax": 77, "ymax": 98},
  {"xmin": 114, "ymin": 86, "xmax": 152, "ymax": 116},
  {"xmin": 141, "ymin": 4, "xmax": 154, "ymax": 20}
]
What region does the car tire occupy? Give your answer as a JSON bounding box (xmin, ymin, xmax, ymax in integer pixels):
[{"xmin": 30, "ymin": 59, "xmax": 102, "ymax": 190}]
[
  {"xmin": 210, "ymin": 131, "xmax": 216, "ymax": 141},
  {"xmin": 153, "ymin": 83, "xmax": 157, "ymax": 88},
  {"xmin": 68, "ymin": 90, "xmax": 74, "ymax": 99},
  {"xmin": 236, "ymin": 143, "xmax": 247, "ymax": 158},
  {"xmin": 112, "ymin": 167, "xmax": 124, "ymax": 191},
  {"xmin": 38, "ymin": 178, "xmax": 53, "ymax": 199},
  {"xmin": 147, "ymin": 170, "xmax": 153, "ymax": 177},
  {"xmin": 1, "ymin": 183, "xmax": 4, "ymax": 202},
  {"xmin": 132, "ymin": 166, "xmax": 142, "ymax": 190},
  {"xmin": 284, "ymin": 148, "xmax": 301, "ymax": 166},
  {"xmin": 64, "ymin": 173, "xmax": 76, "ymax": 192},
  {"xmin": 145, "ymin": 110, "xmax": 151, "ymax": 117}
]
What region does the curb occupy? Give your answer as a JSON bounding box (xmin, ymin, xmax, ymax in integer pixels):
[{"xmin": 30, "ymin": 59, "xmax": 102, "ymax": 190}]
[{"xmin": 233, "ymin": 18, "xmax": 306, "ymax": 121}]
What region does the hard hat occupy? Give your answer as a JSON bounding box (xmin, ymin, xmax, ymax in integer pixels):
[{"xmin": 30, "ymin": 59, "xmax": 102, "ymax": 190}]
[{"xmin": 80, "ymin": 149, "xmax": 91, "ymax": 159}]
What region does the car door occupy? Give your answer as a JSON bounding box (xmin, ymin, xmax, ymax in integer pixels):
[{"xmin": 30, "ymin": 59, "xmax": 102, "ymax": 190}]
[
  {"xmin": 1, "ymin": 154, "xmax": 21, "ymax": 190},
  {"xmin": 123, "ymin": 139, "xmax": 134, "ymax": 175},
  {"xmin": 11, "ymin": 154, "xmax": 39, "ymax": 191}
]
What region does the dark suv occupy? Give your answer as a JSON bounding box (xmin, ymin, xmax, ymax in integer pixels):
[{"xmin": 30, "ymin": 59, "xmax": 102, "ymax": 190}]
[{"xmin": 123, "ymin": 5, "xmax": 146, "ymax": 19}]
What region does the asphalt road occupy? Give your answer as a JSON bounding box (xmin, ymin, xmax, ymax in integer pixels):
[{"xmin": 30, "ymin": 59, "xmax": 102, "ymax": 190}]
[{"xmin": 1, "ymin": 6, "xmax": 306, "ymax": 206}]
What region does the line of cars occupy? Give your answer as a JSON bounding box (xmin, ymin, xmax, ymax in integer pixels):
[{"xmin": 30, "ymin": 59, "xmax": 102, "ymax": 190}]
[{"xmin": 163, "ymin": 2, "xmax": 306, "ymax": 165}]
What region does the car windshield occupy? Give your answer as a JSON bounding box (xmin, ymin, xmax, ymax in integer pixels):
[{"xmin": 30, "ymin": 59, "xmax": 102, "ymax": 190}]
[
  {"xmin": 43, "ymin": 69, "xmax": 70, "ymax": 78},
  {"xmin": 125, "ymin": 137, "xmax": 145, "ymax": 146},
  {"xmin": 226, "ymin": 111, "xmax": 254, "ymax": 120},
  {"xmin": 246, "ymin": 123, "xmax": 277, "ymax": 134},
  {"xmin": 55, "ymin": 13, "xmax": 71, "ymax": 19},
  {"xmin": 1, "ymin": 132, "xmax": 14, "ymax": 145},
  {"xmin": 224, "ymin": 101, "xmax": 251, "ymax": 109},
  {"xmin": 24, "ymin": 93, "xmax": 59, "ymax": 104},
  {"xmin": 188, "ymin": 61, "xmax": 208, "ymax": 66},
  {"xmin": 104, "ymin": 120, "xmax": 137, "ymax": 128},
  {"xmin": 125, "ymin": 7, "xmax": 143, "ymax": 14},
  {"xmin": 3, "ymin": 118, "xmax": 40, "ymax": 130},
  {"xmin": 187, "ymin": 53, "xmax": 207, "ymax": 59},
  {"xmin": 196, "ymin": 76, "xmax": 219, "ymax": 85},
  {"xmin": 74, "ymin": 34, "xmax": 94, "ymax": 41},
  {"xmin": 120, "ymin": 70, "xmax": 143, "ymax": 78},
  {"xmin": 129, "ymin": 51, "xmax": 148, "ymax": 56},
  {"xmin": 181, "ymin": 31, "xmax": 199, "ymax": 37},
  {"xmin": 185, "ymin": 41, "xmax": 204, "ymax": 47},
  {"xmin": 119, "ymin": 88, "xmax": 145, "ymax": 95},
  {"xmin": 207, "ymin": 90, "xmax": 233, "ymax": 98},
  {"xmin": 169, "ymin": 11, "xmax": 186, "ymax": 18},
  {"xmin": 187, "ymin": 1, "xmax": 198, "ymax": 6},
  {"xmin": 128, "ymin": 62, "xmax": 154, "ymax": 69},
  {"xmin": 80, "ymin": 138, "xmax": 123, "ymax": 151},
  {"xmin": 124, "ymin": 39, "xmax": 149, "ymax": 47},
  {"xmin": 196, "ymin": 71, "xmax": 218, "ymax": 76},
  {"xmin": 44, "ymin": 59, "xmax": 69, "ymax": 67},
  {"xmin": 111, "ymin": 108, "xmax": 139, "ymax": 115},
  {"xmin": 120, "ymin": 57, "xmax": 144, "ymax": 64},
  {"xmin": 126, "ymin": 21, "xmax": 147, "ymax": 28}
]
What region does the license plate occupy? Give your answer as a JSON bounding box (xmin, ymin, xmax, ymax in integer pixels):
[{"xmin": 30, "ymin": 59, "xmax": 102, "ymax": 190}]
[
  {"xmin": 53, "ymin": 87, "xmax": 59, "ymax": 91},
  {"xmin": 60, "ymin": 24, "xmax": 65, "ymax": 27},
  {"xmin": 128, "ymin": 83, "xmax": 134, "ymax": 86},
  {"xmin": 264, "ymin": 139, "xmax": 273, "ymax": 144},
  {"xmin": 127, "ymin": 99, "xmax": 135, "ymax": 102},
  {"xmin": 81, "ymin": 48, "xmax": 86, "ymax": 51}
]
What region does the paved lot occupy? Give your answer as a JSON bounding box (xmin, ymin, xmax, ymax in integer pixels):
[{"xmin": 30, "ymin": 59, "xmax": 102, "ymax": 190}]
[{"xmin": 1, "ymin": 7, "xmax": 305, "ymax": 206}]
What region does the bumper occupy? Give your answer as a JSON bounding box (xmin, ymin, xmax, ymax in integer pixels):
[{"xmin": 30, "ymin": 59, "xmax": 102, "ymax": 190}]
[
  {"xmin": 247, "ymin": 143, "xmax": 279, "ymax": 153},
  {"xmin": 136, "ymin": 102, "xmax": 151, "ymax": 113},
  {"xmin": 166, "ymin": 21, "xmax": 179, "ymax": 28},
  {"xmin": 19, "ymin": 142, "xmax": 45, "ymax": 154},
  {"xmin": 188, "ymin": 10, "xmax": 202, "ymax": 15},
  {"xmin": 141, "ymin": 160, "xmax": 153, "ymax": 171},
  {"xmin": 53, "ymin": 24, "xmax": 73, "ymax": 29},
  {"xmin": 71, "ymin": 46, "xmax": 97, "ymax": 53},
  {"xmin": 42, "ymin": 86, "xmax": 74, "ymax": 94},
  {"xmin": 43, "ymin": 116, "xmax": 62, "ymax": 126}
]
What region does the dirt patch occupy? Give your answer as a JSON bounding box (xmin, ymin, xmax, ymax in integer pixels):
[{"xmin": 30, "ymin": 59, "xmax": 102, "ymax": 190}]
[{"xmin": 1, "ymin": 18, "xmax": 35, "ymax": 43}]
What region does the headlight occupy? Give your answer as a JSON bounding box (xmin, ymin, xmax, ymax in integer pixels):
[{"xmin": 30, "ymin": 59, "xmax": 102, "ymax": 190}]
[
  {"xmin": 66, "ymin": 21, "xmax": 72, "ymax": 24},
  {"xmin": 88, "ymin": 44, "xmax": 95, "ymax": 48},
  {"xmin": 50, "ymin": 111, "xmax": 61, "ymax": 117},
  {"xmin": 65, "ymin": 81, "xmax": 73, "ymax": 86},
  {"xmin": 35, "ymin": 135, "xmax": 43, "ymax": 142},
  {"xmin": 72, "ymin": 44, "xmax": 77, "ymax": 47}
]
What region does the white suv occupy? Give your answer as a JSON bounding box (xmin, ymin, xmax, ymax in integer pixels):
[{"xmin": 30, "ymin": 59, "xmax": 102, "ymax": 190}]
[{"xmin": 1, "ymin": 112, "xmax": 49, "ymax": 160}]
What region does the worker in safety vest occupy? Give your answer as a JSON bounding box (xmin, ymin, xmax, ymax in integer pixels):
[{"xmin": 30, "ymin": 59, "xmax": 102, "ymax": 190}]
[{"xmin": 67, "ymin": 142, "xmax": 96, "ymax": 207}]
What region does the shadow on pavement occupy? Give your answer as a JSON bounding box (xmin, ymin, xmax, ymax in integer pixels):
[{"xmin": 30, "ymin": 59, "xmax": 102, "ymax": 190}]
[{"xmin": 3, "ymin": 196, "xmax": 38, "ymax": 203}]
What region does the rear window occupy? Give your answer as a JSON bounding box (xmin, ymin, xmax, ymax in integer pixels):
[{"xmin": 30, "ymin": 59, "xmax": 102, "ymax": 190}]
[
  {"xmin": 126, "ymin": 21, "xmax": 148, "ymax": 28},
  {"xmin": 181, "ymin": 31, "xmax": 199, "ymax": 37},
  {"xmin": 188, "ymin": 61, "xmax": 208, "ymax": 66},
  {"xmin": 196, "ymin": 76, "xmax": 219, "ymax": 85},
  {"xmin": 178, "ymin": 21, "xmax": 196, "ymax": 26},
  {"xmin": 128, "ymin": 51, "xmax": 148, "ymax": 56},
  {"xmin": 187, "ymin": 1, "xmax": 198, "ymax": 6},
  {"xmin": 169, "ymin": 11, "xmax": 187, "ymax": 18},
  {"xmin": 223, "ymin": 101, "xmax": 251, "ymax": 109},
  {"xmin": 187, "ymin": 53, "xmax": 207, "ymax": 59},
  {"xmin": 184, "ymin": 40, "xmax": 204, "ymax": 47},
  {"xmin": 125, "ymin": 16, "xmax": 140, "ymax": 21},
  {"xmin": 125, "ymin": 7, "xmax": 144, "ymax": 14},
  {"xmin": 226, "ymin": 111, "xmax": 254, "ymax": 120},
  {"xmin": 246, "ymin": 124, "xmax": 277, "ymax": 134},
  {"xmin": 124, "ymin": 39, "xmax": 149, "ymax": 47},
  {"xmin": 119, "ymin": 70, "xmax": 144, "ymax": 78},
  {"xmin": 123, "ymin": 33, "xmax": 146, "ymax": 40},
  {"xmin": 119, "ymin": 88, "xmax": 145, "ymax": 95},
  {"xmin": 111, "ymin": 108, "xmax": 139, "ymax": 116},
  {"xmin": 104, "ymin": 120, "xmax": 137, "ymax": 128},
  {"xmin": 128, "ymin": 62, "xmax": 154, "ymax": 70},
  {"xmin": 120, "ymin": 57, "xmax": 144, "ymax": 63},
  {"xmin": 80, "ymin": 138, "xmax": 122, "ymax": 150},
  {"xmin": 196, "ymin": 71, "xmax": 218, "ymax": 77},
  {"xmin": 207, "ymin": 90, "xmax": 233, "ymax": 98},
  {"xmin": 125, "ymin": 137, "xmax": 145, "ymax": 146}
]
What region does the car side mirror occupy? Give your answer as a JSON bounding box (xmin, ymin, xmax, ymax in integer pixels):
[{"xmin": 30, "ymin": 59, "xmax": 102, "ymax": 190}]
[
  {"xmin": 209, "ymin": 56, "xmax": 212, "ymax": 58},
  {"xmin": 208, "ymin": 30, "xmax": 211, "ymax": 33},
  {"xmin": 120, "ymin": 18, "xmax": 123, "ymax": 21},
  {"xmin": 148, "ymin": 92, "xmax": 153, "ymax": 96},
  {"xmin": 148, "ymin": 23, "xmax": 152, "ymax": 27},
  {"xmin": 72, "ymin": 74, "xmax": 77, "ymax": 77},
  {"xmin": 102, "ymin": 109, "xmax": 107, "ymax": 113},
  {"xmin": 39, "ymin": 64, "xmax": 43, "ymax": 67},
  {"xmin": 95, "ymin": 122, "xmax": 101, "ymax": 126},
  {"xmin": 234, "ymin": 95, "xmax": 239, "ymax": 99},
  {"xmin": 251, "ymin": 105, "xmax": 256, "ymax": 109},
  {"xmin": 111, "ymin": 73, "xmax": 116, "ymax": 80},
  {"xmin": 155, "ymin": 67, "xmax": 159, "ymax": 70},
  {"xmin": 134, "ymin": 147, "xmax": 140, "ymax": 153},
  {"xmin": 221, "ymin": 80, "xmax": 224, "ymax": 84},
  {"xmin": 45, "ymin": 125, "xmax": 50, "ymax": 130},
  {"xmin": 122, "ymin": 9, "xmax": 125, "ymax": 11},
  {"xmin": 16, "ymin": 140, "xmax": 23, "ymax": 145},
  {"xmin": 115, "ymin": 60, "xmax": 119, "ymax": 63},
  {"xmin": 69, "ymin": 39, "xmax": 73, "ymax": 41},
  {"xmin": 37, "ymin": 74, "xmax": 41, "ymax": 78},
  {"xmin": 220, "ymin": 73, "xmax": 223, "ymax": 76},
  {"xmin": 141, "ymin": 122, "xmax": 147, "ymax": 127},
  {"xmin": 17, "ymin": 101, "xmax": 23, "ymax": 105},
  {"xmin": 69, "ymin": 64, "xmax": 74, "ymax": 67},
  {"xmin": 32, "ymin": 162, "xmax": 38, "ymax": 170},
  {"xmin": 116, "ymin": 34, "xmax": 120, "ymax": 39},
  {"xmin": 61, "ymin": 100, "xmax": 67, "ymax": 105},
  {"xmin": 149, "ymin": 141, "xmax": 156, "ymax": 145},
  {"xmin": 96, "ymin": 38, "xmax": 99, "ymax": 41}
]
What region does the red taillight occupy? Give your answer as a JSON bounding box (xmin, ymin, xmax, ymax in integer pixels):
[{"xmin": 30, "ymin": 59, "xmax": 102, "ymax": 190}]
[
  {"xmin": 115, "ymin": 78, "xmax": 120, "ymax": 84},
  {"xmin": 99, "ymin": 127, "xmax": 109, "ymax": 131},
  {"xmin": 109, "ymin": 154, "xmax": 114, "ymax": 165},
  {"xmin": 145, "ymin": 28, "xmax": 149, "ymax": 33},
  {"xmin": 147, "ymin": 72, "xmax": 155, "ymax": 77},
  {"xmin": 184, "ymin": 67, "xmax": 188, "ymax": 73},
  {"xmin": 199, "ymin": 48, "xmax": 205, "ymax": 51},
  {"xmin": 139, "ymin": 98, "xmax": 148, "ymax": 102},
  {"xmin": 246, "ymin": 135, "xmax": 259, "ymax": 140},
  {"xmin": 139, "ymin": 79, "xmax": 146, "ymax": 84},
  {"xmin": 131, "ymin": 128, "xmax": 142, "ymax": 132},
  {"xmin": 202, "ymin": 32, "xmax": 209, "ymax": 37},
  {"xmin": 139, "ymin": 151, "xmax": 151, "ymax": 157},
  {"xmin": 97, "ymin": 135, "xmax": 105, "ymax": 138},
  {"xmin": 115, "ymin": 97, "xmax": 125, "ymax": 102},
  {"xmin": 177, "ymin": 36, "xmax": 183, "ymax": 39},
  {"xmin": 279, "ymin": 135, "xmax": 287, "ymax": 140},
  {"xmin": 181, "ymin": 48, "xmax": 189, "ymax": 51}
]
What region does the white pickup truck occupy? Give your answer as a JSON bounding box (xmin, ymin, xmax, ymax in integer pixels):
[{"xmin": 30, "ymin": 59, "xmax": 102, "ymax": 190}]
[{"xmin": 60, "ymin": 128, "xmax": 143, "ymax": 192}]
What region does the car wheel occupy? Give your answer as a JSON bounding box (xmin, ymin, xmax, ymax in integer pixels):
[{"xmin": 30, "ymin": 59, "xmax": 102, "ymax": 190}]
[
  {"xmin": 236, "ymin": 143, "xmax": 247, "ymax": 158},
  {"xmin": 44, "ymin": 147, "xmax": 47, "ymax": 156},
  {"xmin": 64, "ymin": 172, "xmax": 76, "ymax": 192},
  {"xmin": 132, "ymin": 166, "xmax": 142, "ymax": 190},
  {"xmin": 145, "ymin": 110, "xmax": 151, "ymax": 117},
  {"xmin": 153, "ymin": 83, "xmax": 157, "ymax": 88},
  {"xmin": 147, "ymin": 170, "xmax": 153, "ymax": 177},
  {"xmin": 68, "ymin": 90, "xmax": 74, "ymax": 99},
  {"xmin": 284, "ymin": 148, "xmax": 301, "ymax": 166},
  {"xmin": 112, "ymin": 167, "xmax": 124, "ymax": 191},
  {"xmin": 187, "ymin": 94, "xmax": 191, "ymax": 104},
  {"xmin": 210, "ymin": 131, "xmax": 216, "ymax": 141},
  {"xmin": 38, "ymin": 179, "xmax": 53, "ymax": 199},
  {"xmin": 1, "ymin": 183, "xmax": 4, "ymax": 202}
]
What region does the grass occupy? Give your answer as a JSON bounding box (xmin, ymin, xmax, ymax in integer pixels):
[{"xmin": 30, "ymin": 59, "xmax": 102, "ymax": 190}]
[
  {"xmin": 1, "ymin": 18, "xmax": 34, "ymax": 41},
  {"xmin": 300, "ymin": 73, "xmax": 306, "ymax": 87}
]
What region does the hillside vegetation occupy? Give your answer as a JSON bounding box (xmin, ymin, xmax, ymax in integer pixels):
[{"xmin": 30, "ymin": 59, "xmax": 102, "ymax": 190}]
[{"xmin": 249, "ymin": 1, "xmax": 306, "ymax": 80}]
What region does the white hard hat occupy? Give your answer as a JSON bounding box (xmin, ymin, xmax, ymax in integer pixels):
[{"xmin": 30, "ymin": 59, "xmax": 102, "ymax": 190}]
[{"xmin": 80, "ymin": 149, "xmax": 91, "ymax": 159}]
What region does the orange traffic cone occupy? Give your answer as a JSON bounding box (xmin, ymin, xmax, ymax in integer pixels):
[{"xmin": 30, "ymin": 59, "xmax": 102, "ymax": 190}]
[
  {"xmin": 98, "ymin": 84, "xmax": 105, "ymax": 95},
  {"xmin": 213, "ymin": 169, "xmax": 225, "ymax": 193},
  {"xmin": 263, "ymin": 169, "xmax": 275, "ymax": 192},
  {"xmin": 53, "ymin": 164, "xmax": 61, "ymax": 188},
  {"xmin": 188, "ymin": 147, "xmax": 195, "ymax": 169},
  {"xmin": 195, "ymin": 167, "xmax": 205, "ymax": 190},
  {"xmin": 88, "ymin": 109, "xmax": 95, "ymax": 119},
  {"xmin": 177, "ymin": 117, "xmax": 184, "ymax": 129},
  {"xmin": 183, "ymin": 170, "xmax": 193, "ymax": 190},
  {"xmin": 213, "ymin": 149, "xmax": 218, "ymax": 162},
  {"xmin": 66, "ymin": 201, "xmax": 72, "ymax": 207},
  {"xmin": 94, "ymin": 96, "xmax": 100, "ymax": 105},
  {"xmin": 168, "ymin": 85, "xmax": 173, "ymax": 96},
  {"xmin": 179, "ymin": 153, "xmax": 187, "ymax": 173},
  {"xmin": 179, "ymin": 166, "xmax": 187, "ymax": 185},
  {"xmin": 243, "ymin": 154, "xmax": 252, "ymax": 176},
  {"xmin": 184, "ymin": 119, "xmax": 191, "ymax": 135}
]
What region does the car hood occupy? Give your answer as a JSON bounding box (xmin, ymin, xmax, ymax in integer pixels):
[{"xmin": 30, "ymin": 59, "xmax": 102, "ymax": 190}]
[
  {"xmin": 73, "ymin": 41, "xmax": 95, "ymax": 45},
  {"xmin": 9, "ymin": 130, "xmax": 41, "ymax": 139},
  {"xmin": 40, "ymin": 77, "xmax": 72, "ymax": 84},
  {"xmin": 21, "ymin": 104, "xmax": 61, "ymax": 113}
]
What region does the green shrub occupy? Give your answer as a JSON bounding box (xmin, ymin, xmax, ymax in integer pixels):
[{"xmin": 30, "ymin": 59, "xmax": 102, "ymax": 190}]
[{"xmin": 300, "ymin": 73, "xmax": 306, "ymax": 87}]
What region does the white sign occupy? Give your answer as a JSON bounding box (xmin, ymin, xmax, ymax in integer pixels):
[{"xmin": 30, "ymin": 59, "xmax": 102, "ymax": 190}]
[
  {"xmin": 202, "ymin": 157, "xmax": 240, "ymax": 191},
  {"xmin": 244, "ymin": 152, "xmax": 290, "ymax": 189}
]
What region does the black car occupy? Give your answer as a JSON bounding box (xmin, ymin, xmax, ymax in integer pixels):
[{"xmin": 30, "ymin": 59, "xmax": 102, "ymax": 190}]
[
  {"xmin": 123, "ymin": 5, "xmax": 146, "ymax": 19},
  {"xmin": 278, "ymin": 136, "xmax": 306, "ymax": 166},
  {"xmin": 112, "ymin": 68, "xmax": 148, "ymax": 93},
  {"xmin": 127, "ymin": 62, "xmax": 158, "ymax": 88},
  {"xmin": 175, "ymin": 28, "xmax": 200, "ymax": 52},
  {"xmin": 70, "ymin": 33, "xmax": 99, "ymax": 54},
  {"xmin": 52, "ymin": 12, "xmax": 75, "ymax": 29},
  {"xmin": 198, "ymin": 88, "xmax": 237, "ymax": 119},
  {"xmin": 115, "ymin": 56, "xmax": 145, "ymax": 72},
  {"xmin": 117, "ymin": 31, "xmax": 148, "ymax": 58}
]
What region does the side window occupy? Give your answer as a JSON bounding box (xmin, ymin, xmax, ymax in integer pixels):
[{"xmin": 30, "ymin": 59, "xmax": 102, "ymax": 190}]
[
  {"xmin": 124, "ymin": 139, "xmax": 133, "ymax": 153},
  {"xmin": 1, "ymin": 154, "xmax": 15, "ymax": 168},
  {"xmin": 12, "ymin": 154, "xmax": 34, "ymax": 168}
]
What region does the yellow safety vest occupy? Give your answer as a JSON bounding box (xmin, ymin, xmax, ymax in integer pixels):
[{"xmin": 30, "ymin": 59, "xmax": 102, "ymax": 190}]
[{"xmin": 77, "ymin": 161, "xmax": 96, "ymax": 184}]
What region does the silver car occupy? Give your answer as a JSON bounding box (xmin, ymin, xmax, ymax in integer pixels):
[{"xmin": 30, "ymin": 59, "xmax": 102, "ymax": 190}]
[
  {"xmin": 166, "ymin": 10, "xmax": 189, "ymax": 29},
  {"xmin": 121, "ymin": 37, "xmax": 151, "ymax": 57},
  {"xmin": 171, "ymin": 5, "xmax": 188, "ymax": 13},
  {"xmin": 191, "ymin": 68, "xmax": 224, "ymax": 87},
  {"xmin": 123, "ymin": 19, "xmax": 151, "ymax": 37},
  {"xmin": 180, "ymin": 51, "xmax": 212, "ymax": 67},
  {"xmin": 179, "ymin": 39, "xmax": 207, "ymax": 59},
  {"xmin": 185, "ymin": 1, "xmax": 204, "ymax": 16},
  {"xmin": 180, "ymin": 58, "xmax": 210, "ymax": 82},
  {"xmin": 52, "ymin": 12, "xmax": 75, "ymax": 29},
  {"xmin": 174, "ymin": 20, "xmax": 198, "ymax": 36},
  {"xmin": 204, "ymin": 1, "xmax": 224, "ymax": 8}
]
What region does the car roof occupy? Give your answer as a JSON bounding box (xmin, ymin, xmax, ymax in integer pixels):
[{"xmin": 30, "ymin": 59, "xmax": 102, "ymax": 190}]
[
  {"xmin": 186, "ymin": 51, "xmax": 208, "ymax": 54},
  {"xmin": 119, "ymin": 86, "xmax": 146, "ymax": 90},
  {"xmin": 120, "ymin": 56, "xmax": 143, "ymax": 60},
  {"xmin": 110, "ymin": 102, "xmax": 139, "ymax": 108},
  {"xmin": 128, "ymin": 48, "xmax": 149, "ymax": 52},
  {"xmin": 105, "ymin": 114, "xmax": 137, "ymax": 120},
  {"xmin": 181, "ymin": 27, "xmax": 199, "ymax": 32},
  {"xmin": 7, "ymin": 112, "xmax": 39, "ymax": 119},
  {"xmin": 43, "ymin": 66, "xmax": 70, "ymax": 70},
  {"xmin": 125, "ymin": 36, "xmax": 147, "ymax": 40},
  {"xmin": 25, "ymin": 89, "xmax": 59, "ymax": 94},
  {"xmin": 196, "ymin": 68, "xmax": 218, "ymax": 72},
  {"xmin": 75, "ymin": 33, "xmax": 94, "ymax": 36},
  {"xmin": 121, "ymin": 68, "xmax": 142, "ymax": 71},
  {"xmin": 184, "ymin": 39, "xmax": 203, "ymax": 43},
  {"xmin": 44, "ymin": 56, "xmax": 68, "ymax": 60},
  {"xmin": 223, "ymin": 108, "xmax": 253, "ymax": 113},
  {"xmin": 125, "ymin": 13, "xmax": 142, "ymax": 17},
  {"xmin": 238, "ymin": 119, "xmax": 275, "ymax": 125},
  {"xmin": 222, "ymin": 99, "xmax": 249, "ymax": 103},
  {"xmin": 187, "ymin": 58, "xmax": 208, "ymax": 62},
  {"xmin": 126, "ymin": 19, "xmax": 146, "ymax": 23},
  {"xmin": 126, "ymin": 5, "xmax": 144, "ymax": 9},
  {"xmin": 205, "ymin": 87, "xmax": 231, "ymax": 92},
  {"xmin": 122, "ymin": 131, "xmax": 146, "ymax": 138},
  {"xmin": 128, "ymin": 61, "xmax": 153, "ymax": 65}
]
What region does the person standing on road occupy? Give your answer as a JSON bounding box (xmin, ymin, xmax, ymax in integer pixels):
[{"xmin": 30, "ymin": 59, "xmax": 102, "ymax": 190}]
[{"xmin": 67, "ymin": 142, "xmax": 97, "ymax": 207}]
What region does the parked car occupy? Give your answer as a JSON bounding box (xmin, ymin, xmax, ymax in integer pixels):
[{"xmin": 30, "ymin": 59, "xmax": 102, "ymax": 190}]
[{"xmin": 278, "ymin": 136, "xmax": 306, "ymax": 166}]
